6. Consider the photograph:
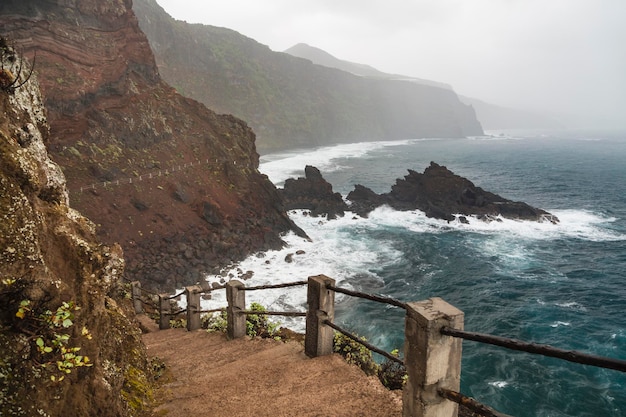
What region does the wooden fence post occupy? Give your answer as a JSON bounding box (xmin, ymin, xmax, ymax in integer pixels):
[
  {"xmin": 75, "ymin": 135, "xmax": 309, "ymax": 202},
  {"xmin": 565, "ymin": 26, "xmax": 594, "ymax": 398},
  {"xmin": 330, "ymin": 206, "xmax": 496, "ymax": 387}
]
[
  {"xmin": 226, "ymin": 280, "xmax": 246, "ymax": 339},
  {"xmin": 403, "ymin": 297, "xmax": 464, "ymax": 417},
  {"xmin": 131, "ymin": 281, "xmax": 142, "ymax": 314},
  {"xmin": 158, "ymin": 294, "xmax": 171, "ymax": 330},
  {"xmin": 305, "ymin": 274, "xmax": 336, "ymax": 358},
  {"xmin": 186, "ymin": 285, "xmax": 202, "ymax": 331}
]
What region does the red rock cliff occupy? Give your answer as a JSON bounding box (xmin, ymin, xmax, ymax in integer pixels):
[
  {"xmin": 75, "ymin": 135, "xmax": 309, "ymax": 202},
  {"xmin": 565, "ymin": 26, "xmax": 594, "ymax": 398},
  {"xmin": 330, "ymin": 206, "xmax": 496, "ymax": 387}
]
[{"xmin": 0, "ymin": 0, "xmax": 302, "ymax": 290}]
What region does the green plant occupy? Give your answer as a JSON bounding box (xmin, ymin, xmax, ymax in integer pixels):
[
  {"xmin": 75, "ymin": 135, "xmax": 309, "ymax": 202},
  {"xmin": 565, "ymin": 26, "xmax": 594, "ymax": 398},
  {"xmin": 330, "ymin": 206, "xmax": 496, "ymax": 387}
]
[
  {"xmin": 121, "ymin": 365, "xmax": 154, "ymax": 412},
  {"xmin": 377, "ymin": 349, "xmax": 407, "ymax": 390},
  {"xmin": 332, "ymin": 332, "xmax": 406, "ymax": 389},
  {"xmin": 203, "ymin": 303, "xmax": 281, "ymax": 339},
  {"xmin": 14, "ymin": 300, "xmax": 93, "ymax": 382},
  {"xmin": 168, "ymin": 317, "xmax": 186, "ymax": 328},
  {"xmin": 202, "ymin": 311, "xmax": 227, "ymax": 333},
  {"xmin": 246, "ymin": 302, "xmax": 279, "ymax": 338},
  {"xmin": 332, "ymin": 332, "xmax": 379, "ymax": 376}
]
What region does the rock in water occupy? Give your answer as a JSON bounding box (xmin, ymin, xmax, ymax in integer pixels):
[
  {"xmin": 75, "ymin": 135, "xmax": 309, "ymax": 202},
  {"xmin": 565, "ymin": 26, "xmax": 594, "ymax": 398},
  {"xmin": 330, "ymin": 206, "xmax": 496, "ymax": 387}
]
[
  {"xmin": 280, "ymin": 165, "xmax": 348, "ymax": 220},
  {"xmin": 348, "ymin": 162, "xmax": 559, "ymax": 223}
]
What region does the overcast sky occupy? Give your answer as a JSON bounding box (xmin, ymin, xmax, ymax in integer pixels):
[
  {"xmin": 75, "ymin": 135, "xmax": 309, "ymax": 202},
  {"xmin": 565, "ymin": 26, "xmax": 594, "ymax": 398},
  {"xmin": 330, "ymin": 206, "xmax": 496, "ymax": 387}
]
[{"xmin": 155, "ymin": 0, "xmax": 625, "ymax": 129}]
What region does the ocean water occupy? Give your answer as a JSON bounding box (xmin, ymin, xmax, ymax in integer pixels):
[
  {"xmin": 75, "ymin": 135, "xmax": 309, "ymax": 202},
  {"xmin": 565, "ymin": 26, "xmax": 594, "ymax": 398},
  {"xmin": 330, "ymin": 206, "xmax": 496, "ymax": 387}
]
[{"xmin": 202, "ymin": 130, "xmax": 626, "ymax": 417}]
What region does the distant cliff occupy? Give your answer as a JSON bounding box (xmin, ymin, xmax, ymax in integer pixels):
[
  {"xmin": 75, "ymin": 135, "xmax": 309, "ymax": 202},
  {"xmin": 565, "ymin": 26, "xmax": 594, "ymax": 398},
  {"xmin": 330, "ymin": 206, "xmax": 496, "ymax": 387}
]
[
  {"xmin": 459, "ymin": 96, "xmax": 563, "ymax": 130},
  {"xmin": 0, "ymin": 0, "xmax": 302, "ymax": 291},
  {"xmin": 132, "ymin": 0, "xmax": 484, "ymax": 153},
  {"xmin": 285, "ymin": 43, "xmax": 563, "ymax": 131},
  {"xmin": 284, "ymin": 42, "xmax": 453, "ymax": 90}
]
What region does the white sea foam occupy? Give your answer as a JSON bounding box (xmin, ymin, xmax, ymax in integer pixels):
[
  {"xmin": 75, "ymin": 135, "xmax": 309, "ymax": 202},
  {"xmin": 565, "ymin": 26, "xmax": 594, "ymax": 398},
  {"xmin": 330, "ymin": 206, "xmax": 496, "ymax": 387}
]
[
  {"xmin": 193, "ymin": 205, "xmax": 620, "ymax": 332},
  {"xmin": 550, "ymin": 321, "xmax": 571, "ymax": 328},
  {"xmin": 337, "ymin": 205, "xmax": 624, "ymax": 243},
  {"xmin": 488, "ymin": 380, "xmax": 510, "ymax": 388},
  {"xmin": 555, "ymin": 301, "xmax": 587, "ymax": 312},
  {"xmin": 198, "ymin": 210, "xmax": 403, "ymax": 331}
]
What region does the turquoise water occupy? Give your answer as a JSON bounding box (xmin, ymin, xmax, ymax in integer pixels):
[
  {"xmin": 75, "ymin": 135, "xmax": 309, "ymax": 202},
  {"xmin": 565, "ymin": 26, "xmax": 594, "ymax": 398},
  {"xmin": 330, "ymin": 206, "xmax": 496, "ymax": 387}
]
[{"xmin": 208, "ymin": 131, "xmax": 626, "ymax": 416}]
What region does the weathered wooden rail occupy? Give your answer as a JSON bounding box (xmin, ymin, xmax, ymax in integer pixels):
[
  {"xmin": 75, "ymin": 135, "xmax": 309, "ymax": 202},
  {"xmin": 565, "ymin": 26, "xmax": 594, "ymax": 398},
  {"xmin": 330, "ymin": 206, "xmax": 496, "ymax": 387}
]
[{"xmin": 130, "ymin": 275, "xmax": 626, "ymax": 417}]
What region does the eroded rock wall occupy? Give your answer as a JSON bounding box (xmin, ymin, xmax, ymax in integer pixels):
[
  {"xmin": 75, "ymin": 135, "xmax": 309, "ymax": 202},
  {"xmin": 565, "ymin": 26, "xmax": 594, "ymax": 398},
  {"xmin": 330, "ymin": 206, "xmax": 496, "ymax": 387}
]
[
  {"xmin": 0, "ymin": 0, "xmax": 301, "ymax": 291},
  {"xmin": 0, "ymin": 42, "xmax": 151, "ymax": 417}
]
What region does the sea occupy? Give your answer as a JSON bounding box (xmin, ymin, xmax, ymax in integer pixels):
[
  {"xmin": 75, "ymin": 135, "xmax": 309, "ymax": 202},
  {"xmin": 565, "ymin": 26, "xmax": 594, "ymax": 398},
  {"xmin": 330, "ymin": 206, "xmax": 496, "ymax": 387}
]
[{"xmin": 200, "ymin": 130, "xmax": 626, "ymax": 417}]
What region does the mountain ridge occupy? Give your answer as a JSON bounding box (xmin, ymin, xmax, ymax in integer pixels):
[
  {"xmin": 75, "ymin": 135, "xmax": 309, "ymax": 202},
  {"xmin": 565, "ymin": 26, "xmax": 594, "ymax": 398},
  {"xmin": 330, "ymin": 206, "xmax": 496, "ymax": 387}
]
[
  {"xmin": 285, "ymin": 42, "xmax": 562, "ymax": 130},
  {"xmin": 284, "ymin": 42, "xmax": 452, "ymax": 90},
  {"xmin": 133, "ymin": 0, "xmax": 483, "ymax": 153}
]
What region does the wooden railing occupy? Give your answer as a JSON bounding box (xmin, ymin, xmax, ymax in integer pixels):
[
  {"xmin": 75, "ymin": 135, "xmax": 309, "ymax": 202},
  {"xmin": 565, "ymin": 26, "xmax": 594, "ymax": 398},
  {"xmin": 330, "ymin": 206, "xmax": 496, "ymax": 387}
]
[{"xmin": 130, "ymin": 275, "xmax": 626, "ymax": 417}]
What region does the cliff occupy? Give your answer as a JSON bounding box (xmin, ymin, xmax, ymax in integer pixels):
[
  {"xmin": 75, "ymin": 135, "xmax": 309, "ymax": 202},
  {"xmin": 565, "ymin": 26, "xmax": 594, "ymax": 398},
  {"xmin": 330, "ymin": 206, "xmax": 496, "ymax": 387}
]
[
  {"xmin": 0, "ymin": 0, "xmax": 303, "ymax": 291},
  {"xmin": 0, "ymin": 39, "xmax": 151, "ymax": 417},
  {"xmin": 285, "ymin": 43, "xmax": 563, "ymax": 132},
  {"xmin": 132, "ymin": 0, "xmax": 484, "ymax": 153},
  {"xmin": 284, "ymin": 42, "xmax": 452, "ymax": 90},
  {"xmin": 459, "ymin": 96, "xmax": 563, "ymax": 130}
]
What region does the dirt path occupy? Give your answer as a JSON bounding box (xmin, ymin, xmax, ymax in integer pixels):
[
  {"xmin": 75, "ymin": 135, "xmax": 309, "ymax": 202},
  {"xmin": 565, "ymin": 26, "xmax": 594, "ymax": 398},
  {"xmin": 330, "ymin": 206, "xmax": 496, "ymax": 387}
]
[{"xmin": 142, "ymin": 325, "xmax": 402, "ymax": 417}]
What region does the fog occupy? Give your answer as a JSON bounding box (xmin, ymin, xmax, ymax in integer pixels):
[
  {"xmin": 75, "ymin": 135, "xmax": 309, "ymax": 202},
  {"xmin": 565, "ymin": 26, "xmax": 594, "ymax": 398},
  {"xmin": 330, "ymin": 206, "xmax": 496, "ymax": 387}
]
[{"xmin": 155, "ymin": 0, "xmax": 626, "ymax": 129}]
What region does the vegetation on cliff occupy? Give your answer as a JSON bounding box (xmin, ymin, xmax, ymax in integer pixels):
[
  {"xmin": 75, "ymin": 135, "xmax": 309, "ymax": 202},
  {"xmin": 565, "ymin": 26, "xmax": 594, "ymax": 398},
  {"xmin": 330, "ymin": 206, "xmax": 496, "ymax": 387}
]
[{"xmin": 0, "ymin": 40, "xmax": 153, "ymax": 417}]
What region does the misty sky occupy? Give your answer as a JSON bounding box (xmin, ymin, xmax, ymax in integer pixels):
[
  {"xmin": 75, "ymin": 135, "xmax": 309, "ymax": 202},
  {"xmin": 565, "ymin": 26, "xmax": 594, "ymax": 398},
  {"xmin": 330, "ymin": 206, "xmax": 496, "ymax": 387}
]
[{"xmin": 155, "ymin": 0, "xmax": 625, "ymax": 129}]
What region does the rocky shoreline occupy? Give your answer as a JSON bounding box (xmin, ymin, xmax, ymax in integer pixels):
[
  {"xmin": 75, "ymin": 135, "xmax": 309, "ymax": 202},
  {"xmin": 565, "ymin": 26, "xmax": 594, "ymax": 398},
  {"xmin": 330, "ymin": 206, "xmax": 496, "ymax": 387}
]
[{"xmin": 280, "ymin": 163, "xmax": 559, "ymax": 224}]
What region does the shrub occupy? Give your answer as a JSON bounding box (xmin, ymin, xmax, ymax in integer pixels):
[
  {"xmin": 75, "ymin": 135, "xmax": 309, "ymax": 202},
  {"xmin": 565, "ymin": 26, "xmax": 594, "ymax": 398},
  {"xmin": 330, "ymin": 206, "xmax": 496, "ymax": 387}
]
[
  {"xmin": 203, "ymin": 303, "xmax": 280, "ymax": 339},
  {"xmin": 246, "ymin": 302, "xmax": 279, "ymax": 338},
  {"xmin": 332, "ymin": 332, "xmax": 379, "ymax": 376},
  {"xmin": 377, "ymin": 349, "xmax": 407, "ymax": 390},
  {"xmin": 203, "ymin": 311, "xmax": 227, "ymax": 333}
]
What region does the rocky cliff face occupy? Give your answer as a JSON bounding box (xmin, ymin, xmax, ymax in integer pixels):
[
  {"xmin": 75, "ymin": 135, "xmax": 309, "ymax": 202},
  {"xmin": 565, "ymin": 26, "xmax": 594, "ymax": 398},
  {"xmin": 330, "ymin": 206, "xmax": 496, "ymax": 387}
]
[
  {"xmin": 0, "ymin": 39, "xmax": 151, "ymax": 417},
  {"xmin": 0, "ymin": 0, "xmax": 302, "ymax": 291},
  {"xmin": 133, "ymin": 0, "xmax": 483, "ymax": 153}
]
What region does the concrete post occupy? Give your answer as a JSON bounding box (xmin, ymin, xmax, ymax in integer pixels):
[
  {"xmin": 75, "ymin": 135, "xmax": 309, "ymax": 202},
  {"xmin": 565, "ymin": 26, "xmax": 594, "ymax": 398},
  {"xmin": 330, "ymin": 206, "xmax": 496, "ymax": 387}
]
[
  {"xmin": 226, "ymin": 280, "xmax": 246, "ymax": 339},
  {"xmin": 185, "ymin": 285, "xmax": 202, "ymax": 331},
  {"xmin": 130, "ymin": 281, "xmax": 142, "ymax": 314},
  {"xmin": 305, "ymin": 274, "xmax": 336, "ymax": 358},
  {"xmin": 403, "ymin": 297, "xmax": 464, "ymax": 417},
  {"xmin": 158, "ymin": 294, "xmax": 171, "ymax": 330}
]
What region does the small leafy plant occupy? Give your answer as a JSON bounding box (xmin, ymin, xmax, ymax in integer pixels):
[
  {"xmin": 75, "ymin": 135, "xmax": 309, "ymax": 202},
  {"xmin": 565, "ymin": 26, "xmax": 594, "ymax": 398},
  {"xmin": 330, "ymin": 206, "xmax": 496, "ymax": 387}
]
[
  {"xmin": 203, "ymin": 310, "xmax": 228, "ymax": 333},
  {"xmin": 15, "ymin": 300, "xmax": 93, "ymax": 382},
  {"xmin": 246, "ymin": 302, "xmax": 280, "ymax": 338},
  {"xmin": 333, "ymin": 332, "xmax": 407, "ymax": 390},
  {"xmin": 203, "ymin": 302, "xmax": 280, "ymax": 339},
  {"xmin": 377, "ymin": 349, "xmax": 407, "ymax": 390},
  {"xmin": 333, "ymin": 332, "xmax": 379, "ymax": 376}
]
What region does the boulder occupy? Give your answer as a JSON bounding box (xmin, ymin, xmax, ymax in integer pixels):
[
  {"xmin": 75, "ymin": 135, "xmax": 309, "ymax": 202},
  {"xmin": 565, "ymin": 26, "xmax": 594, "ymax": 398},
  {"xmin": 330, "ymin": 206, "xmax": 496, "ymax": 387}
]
[{"xmin": 279, "ymin": 165, "xmax": 348, "ymax": 219}]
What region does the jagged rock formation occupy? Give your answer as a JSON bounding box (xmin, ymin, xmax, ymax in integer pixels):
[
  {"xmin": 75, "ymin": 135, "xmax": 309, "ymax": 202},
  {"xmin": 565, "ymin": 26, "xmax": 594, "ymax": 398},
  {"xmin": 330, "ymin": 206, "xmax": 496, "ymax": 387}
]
[
  {"xmin": 280, "ymin": 166, "xmax": 348, "ymax": 220},
  {"xmin": 132, "ymin": 0, "xmax": 483, "ymax": 153},
  {"xmin": 347, "ymin": 162, "xmax": 559, "ymax": 223},
  {"xmin": 0, "ymin": 42, "xmax": 151, "ymax": 417},
  {"xmin": 0, "ymin": 0, "xmax": 304, "ymax": 291}
]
